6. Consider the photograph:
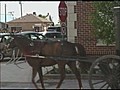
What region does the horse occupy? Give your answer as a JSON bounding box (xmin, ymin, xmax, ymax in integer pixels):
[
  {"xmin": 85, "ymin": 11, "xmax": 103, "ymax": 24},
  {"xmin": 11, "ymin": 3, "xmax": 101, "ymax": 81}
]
[{"xmin": 8, "ymin": 35, "xmax": 86, "ymax": 89}]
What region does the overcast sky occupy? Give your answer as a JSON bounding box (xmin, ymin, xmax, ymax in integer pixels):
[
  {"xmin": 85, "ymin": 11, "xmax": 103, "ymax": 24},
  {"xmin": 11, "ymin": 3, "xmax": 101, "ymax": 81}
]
[{"xmin": 0, "ymin": 1, "xmax": 60, "ymax": 24}]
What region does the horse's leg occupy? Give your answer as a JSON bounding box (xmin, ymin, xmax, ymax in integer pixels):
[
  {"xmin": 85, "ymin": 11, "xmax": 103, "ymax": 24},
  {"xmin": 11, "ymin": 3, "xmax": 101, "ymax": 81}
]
[
  {"xmin": 67, "ymin": 61, "xmax": 83, "ymax": 89},
  {"xmin": 37, "ymin": 67, "xmax": 45, "ymax": 89},
  {"xmin": 56, "ymin": 63, "xmax": 66, "ymax": 89},
  {"xmin": 32, "ymin": 68, "xmax": 39, "ymax": 89}
]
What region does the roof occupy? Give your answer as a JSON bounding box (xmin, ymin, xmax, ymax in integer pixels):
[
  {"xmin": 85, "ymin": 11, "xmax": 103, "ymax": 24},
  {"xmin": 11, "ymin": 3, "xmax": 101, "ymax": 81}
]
[
  {"xmin": 18, "ymin": 31, "xmax": 42, "ymax": 35},
  {"xmin": 0, "ymin": 33, "xmax": 10, "ymax": 36},
  {"xmin": 39, "ymin": 31, "xmax": 62, "ymax": 35},
  {"xmin": 7, "ymin": 14, "xmax": 53, "ymax": 23}
]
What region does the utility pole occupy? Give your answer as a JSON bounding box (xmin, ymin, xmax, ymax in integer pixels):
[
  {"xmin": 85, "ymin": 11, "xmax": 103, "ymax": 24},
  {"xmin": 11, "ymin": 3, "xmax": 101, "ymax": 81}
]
[
  {"xmin": 5, "ymin": 4, "xmax": 7, "ymax": 30},
  {"xmin": 19, "ymin": 1, "xmax": 23, "ymax": 17},
  {"xmin": 0, "ymin": 2, "xmax": 2, "ymax": 22},
  {"xmin": 5, "ymin": 4, "xmax": 6, "ymax": 23}
]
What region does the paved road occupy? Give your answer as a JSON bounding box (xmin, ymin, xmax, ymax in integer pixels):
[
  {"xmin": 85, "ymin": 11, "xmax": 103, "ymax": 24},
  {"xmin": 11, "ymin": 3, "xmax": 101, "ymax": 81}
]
[
  {"xmin": 0, "ymin": 61, "xmax": 53, "ymax": 82},
  {"xmin": 1, "ymin": 79, "xmax": 90, "ymax": 89},
  {"xmin": 0, "ymin": 60, "xmax": 104, "ymax": 89}
]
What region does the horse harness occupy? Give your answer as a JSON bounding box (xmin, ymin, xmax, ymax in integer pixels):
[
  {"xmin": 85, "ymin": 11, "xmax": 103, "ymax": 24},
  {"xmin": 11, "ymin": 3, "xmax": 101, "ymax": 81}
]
[
  {"xmin": 29, "ymin": 40, "xmax": 79, "ymax": 57},
  {"xmin": 29, "ymin": 41, "xmax": 47, "ymax": 55}
]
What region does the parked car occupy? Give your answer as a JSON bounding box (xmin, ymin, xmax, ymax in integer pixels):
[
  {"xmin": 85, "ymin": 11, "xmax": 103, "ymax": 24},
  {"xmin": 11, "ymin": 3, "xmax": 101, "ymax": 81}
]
[
  {"xmin": 0, "ymin": 31, "xmax": 48, "ymax": 61},
  {"xmin": 0, "ymin": 33, "xmax": 14, "ymax": 61},
  {"xmin": 18, "ymin": 31, "xmax": 47, "ymax": 41},
  {"xmin": 39, "ymin": 31, "xmax": 67, "ymax": 41},
  {"xmin": 47, "ymin": 26, "xmax": 61, "ymax": 32}
]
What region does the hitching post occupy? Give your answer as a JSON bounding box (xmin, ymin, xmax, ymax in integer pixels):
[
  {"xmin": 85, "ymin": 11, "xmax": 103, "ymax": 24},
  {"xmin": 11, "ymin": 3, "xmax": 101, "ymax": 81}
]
[{"xmin": 113, "ymin": 7, "xmax": 120, "ymax": 56}]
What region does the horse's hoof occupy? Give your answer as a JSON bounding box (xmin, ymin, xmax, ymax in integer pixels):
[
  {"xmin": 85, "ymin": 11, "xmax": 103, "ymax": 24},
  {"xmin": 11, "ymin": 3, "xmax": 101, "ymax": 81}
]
[{"xmin": 81, "ymin": 87, "xmax": 84, "ymax": 89}]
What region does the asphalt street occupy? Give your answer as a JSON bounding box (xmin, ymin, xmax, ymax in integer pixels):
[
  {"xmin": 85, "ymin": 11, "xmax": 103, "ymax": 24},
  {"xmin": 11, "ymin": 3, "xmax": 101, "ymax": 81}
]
[
  {"xmin": 1, "ymin": 79, "xmax": 90, "ymax": 89},
  {"xmin": 0, "ymin": 60, "xmax": 101, "ymax": 89}
]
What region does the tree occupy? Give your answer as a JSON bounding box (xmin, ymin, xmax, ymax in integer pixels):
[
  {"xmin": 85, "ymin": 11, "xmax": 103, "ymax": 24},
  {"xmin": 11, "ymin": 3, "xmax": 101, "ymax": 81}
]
[{"xmin": 90, "ymin": 1, "xmax": 120, "ymax": 45}]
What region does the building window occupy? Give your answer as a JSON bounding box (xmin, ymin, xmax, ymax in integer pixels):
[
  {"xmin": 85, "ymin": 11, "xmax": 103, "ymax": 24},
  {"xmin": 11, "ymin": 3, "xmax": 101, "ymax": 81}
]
[
  {"xmin": 74, "ymin": 21, "xmax": 77, "ymax": 29},
  {"xmin": 11, "ymin": 26, "xmax": 22, "ymax": 32},
  {"xmin": 74, "ymin": 5, "xmax": 77, "ymax": 13}
]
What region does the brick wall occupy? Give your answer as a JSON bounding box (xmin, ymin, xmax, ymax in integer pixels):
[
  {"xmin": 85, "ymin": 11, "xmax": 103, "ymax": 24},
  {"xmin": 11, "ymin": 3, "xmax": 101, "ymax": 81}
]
[{"xmin": 75, "ymin": 1, "xmax": 115, "ymax": 55}]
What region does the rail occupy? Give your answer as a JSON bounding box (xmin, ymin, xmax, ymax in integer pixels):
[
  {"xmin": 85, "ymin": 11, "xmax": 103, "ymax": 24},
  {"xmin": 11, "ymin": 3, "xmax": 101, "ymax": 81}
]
[{"xmin": 24, "ymin": 54, "xmax": 99, "ymax": 63}]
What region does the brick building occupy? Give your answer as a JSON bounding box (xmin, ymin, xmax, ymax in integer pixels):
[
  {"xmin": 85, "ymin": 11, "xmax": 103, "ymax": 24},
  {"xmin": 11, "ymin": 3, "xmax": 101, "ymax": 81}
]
[{"xmin": 66, "ymin": 1, "xmax": 115, "ymax": 56}]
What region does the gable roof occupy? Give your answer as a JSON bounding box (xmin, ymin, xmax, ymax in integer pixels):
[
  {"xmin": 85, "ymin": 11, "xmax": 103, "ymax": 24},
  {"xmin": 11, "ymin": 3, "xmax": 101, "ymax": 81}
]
[{"xmin": 7, "ymin": 14, "xmax": 53, "ymax": 23}]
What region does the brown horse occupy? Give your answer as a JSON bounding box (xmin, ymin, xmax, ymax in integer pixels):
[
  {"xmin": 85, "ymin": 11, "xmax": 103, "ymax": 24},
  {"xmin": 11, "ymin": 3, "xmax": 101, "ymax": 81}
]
[{"xmin": 8, "ymin": 35, "xmax": 86, "ymax": 89}]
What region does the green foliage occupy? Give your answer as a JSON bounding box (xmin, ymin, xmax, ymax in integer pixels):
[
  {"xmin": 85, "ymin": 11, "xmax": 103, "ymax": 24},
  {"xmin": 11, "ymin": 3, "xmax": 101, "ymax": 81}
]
[{"xmin": 90, "ymin": 1, "xmax": 120, "ymax": 45}]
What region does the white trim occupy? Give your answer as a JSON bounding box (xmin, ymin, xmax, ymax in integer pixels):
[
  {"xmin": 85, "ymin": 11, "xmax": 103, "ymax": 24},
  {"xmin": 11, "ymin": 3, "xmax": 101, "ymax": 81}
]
[{"xmin": 66, "ymin": 1, "xmax": 77, "ymax": 43}]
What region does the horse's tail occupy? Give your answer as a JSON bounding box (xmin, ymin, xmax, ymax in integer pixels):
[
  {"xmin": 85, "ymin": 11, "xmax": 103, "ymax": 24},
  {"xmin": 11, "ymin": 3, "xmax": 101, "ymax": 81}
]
[{"xmin": 74, "ymin": 43, "xmax": 86, "ymax": 57}]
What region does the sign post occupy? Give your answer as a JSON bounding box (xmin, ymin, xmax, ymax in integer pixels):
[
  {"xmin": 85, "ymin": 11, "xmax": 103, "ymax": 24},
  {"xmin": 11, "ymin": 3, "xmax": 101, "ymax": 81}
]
[
  {"xmin": 58, "ymin": 1, "xmax": 67, "ymax": 41},
  {"xmin": 61, "ymin": 22, "xmax": 66, "ymax": 35}
]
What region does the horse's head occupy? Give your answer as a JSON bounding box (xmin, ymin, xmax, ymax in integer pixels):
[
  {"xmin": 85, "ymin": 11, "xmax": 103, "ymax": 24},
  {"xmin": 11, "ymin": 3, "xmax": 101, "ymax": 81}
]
[
  {"xmin": 7, "ymin": 36, "xmax": 16, "ymax": 49},
  {"xmin": 8, "ymin": 35, "xmax": 35, "ymax": 55}
]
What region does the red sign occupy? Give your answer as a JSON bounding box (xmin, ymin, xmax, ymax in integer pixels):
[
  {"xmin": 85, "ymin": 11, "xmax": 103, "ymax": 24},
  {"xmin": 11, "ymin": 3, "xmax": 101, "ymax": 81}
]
[{"xmin": 58, "ymin": 1, "xmax": 67, "ymax": 22}]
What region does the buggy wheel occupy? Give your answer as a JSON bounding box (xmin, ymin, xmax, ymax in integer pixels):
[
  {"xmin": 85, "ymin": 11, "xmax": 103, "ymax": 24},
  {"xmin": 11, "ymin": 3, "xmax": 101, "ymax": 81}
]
[
  {"xmin": 6, "ymin": 48, "xmax": 23, "ymax": 64},
  {"xmin": 0, "ymin": 53, "xmax": 4, "ymax": 61},
  {"xmin": 88, "ymin": 55, "xmax": 120, "ymax": 89}
]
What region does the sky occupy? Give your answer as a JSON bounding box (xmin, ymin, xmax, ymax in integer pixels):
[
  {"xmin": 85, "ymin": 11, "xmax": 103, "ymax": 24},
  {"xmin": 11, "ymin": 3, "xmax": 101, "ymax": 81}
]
[{"xmin": 0, "ymin": 1, "xmax": 60, "ymax": 24}]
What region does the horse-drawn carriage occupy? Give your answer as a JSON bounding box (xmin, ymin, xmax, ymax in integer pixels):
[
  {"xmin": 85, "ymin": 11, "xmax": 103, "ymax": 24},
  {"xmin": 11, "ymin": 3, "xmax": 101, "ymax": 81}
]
[
  {"xmin": 0, "ymin": 33, "xmax": 22, "ymax": 62},
  {"xmin": 0, "ymin": 31, "xmax": 48, "ymax": 62},
  {"xmin": 6, "ymin": 34, "xmax": 120, "ymax": 89}
]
